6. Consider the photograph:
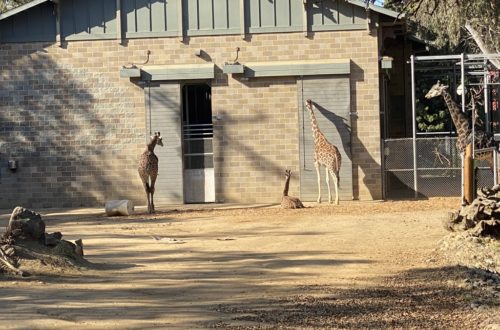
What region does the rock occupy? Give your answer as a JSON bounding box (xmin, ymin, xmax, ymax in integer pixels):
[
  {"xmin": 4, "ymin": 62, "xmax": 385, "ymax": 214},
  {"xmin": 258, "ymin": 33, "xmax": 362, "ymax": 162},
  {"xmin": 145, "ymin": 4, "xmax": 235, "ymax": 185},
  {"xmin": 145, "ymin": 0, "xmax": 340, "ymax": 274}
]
[
  {"xmin": 74, "ymin": 239, "xmax": 84, "ymax": 257},
  {"xmin": 44, "ymin": 232, "xmax": 63, "ymax": 246},
  {"xmin": 6, "ymin": 207, "xmax": 45, "ymax": 240},
  {"xmin": 52, "ymin": 240, "xmax": 82, "ymax": 260}
]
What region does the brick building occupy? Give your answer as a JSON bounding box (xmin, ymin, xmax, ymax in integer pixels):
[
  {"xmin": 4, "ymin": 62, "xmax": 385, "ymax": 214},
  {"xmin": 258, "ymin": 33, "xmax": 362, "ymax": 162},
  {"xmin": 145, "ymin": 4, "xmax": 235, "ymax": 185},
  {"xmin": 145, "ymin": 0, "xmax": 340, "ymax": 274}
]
[{"xmin": 0, "ymin": 0, "xmax": 406, "ymax": 208}]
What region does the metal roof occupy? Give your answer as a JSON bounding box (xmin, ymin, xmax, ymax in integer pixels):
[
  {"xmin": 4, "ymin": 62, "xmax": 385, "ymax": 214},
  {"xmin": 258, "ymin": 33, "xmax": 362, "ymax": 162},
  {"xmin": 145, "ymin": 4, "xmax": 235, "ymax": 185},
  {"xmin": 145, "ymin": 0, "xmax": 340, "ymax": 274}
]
[{"xmin": 1, "ymin": 0, "xmax": 403, "ymax": 22}]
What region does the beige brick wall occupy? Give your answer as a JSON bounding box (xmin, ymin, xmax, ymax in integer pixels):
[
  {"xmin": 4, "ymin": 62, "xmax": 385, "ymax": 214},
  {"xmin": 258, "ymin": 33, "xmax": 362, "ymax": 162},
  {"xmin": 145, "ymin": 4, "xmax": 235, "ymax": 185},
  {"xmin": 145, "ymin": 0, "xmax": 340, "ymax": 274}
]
[{"xmin": 0, "ymin": 29, "xmax": 381, "ymax": 208}]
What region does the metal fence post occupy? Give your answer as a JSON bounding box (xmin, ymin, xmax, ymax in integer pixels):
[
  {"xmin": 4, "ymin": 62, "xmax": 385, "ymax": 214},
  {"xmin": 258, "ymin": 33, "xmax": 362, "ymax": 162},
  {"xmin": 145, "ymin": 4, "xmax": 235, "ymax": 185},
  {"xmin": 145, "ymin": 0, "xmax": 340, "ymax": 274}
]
[{"xmin": 411, "ymin": 55, "xmax": 418, "ymax": 198}]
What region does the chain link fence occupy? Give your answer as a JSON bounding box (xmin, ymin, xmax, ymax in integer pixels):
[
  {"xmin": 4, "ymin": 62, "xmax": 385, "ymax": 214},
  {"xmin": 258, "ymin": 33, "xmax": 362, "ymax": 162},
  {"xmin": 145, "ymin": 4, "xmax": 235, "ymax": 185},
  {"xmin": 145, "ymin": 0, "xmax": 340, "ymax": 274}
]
[{"xmin": 383, "ymin": 137, "xmax": 497, "ymax": 199}]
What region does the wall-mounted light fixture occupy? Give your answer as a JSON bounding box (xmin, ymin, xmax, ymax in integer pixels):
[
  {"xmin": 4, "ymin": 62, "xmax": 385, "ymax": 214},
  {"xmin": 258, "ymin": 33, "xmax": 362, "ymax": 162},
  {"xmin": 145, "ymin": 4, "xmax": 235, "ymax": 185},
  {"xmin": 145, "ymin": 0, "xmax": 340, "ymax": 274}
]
[
  {"xmin": 8, "ymin": 160, "xmax": 18, "ymax": 172},
  {"xmin": 381, "ymin": 56, "xmax": 393, "ymax": 69}
]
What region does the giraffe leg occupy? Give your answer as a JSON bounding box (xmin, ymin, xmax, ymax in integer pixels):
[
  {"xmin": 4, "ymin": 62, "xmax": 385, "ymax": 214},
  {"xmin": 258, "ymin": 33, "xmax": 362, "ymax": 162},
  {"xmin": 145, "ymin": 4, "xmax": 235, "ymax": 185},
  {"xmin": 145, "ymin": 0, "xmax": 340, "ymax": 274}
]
[
  {"xmin": 329, "ymin": 169, "xmax": 339, "ymax": 205},
  {"xmin": 149, "ymin": 172, "xmax": 158, "ymax": 213},
  {"xmin": 325, "ymin": 167, "xmax": 332, "ymax": 203},
  {"xmin": 314, "ymin": 161, "xmax": 322, "ymax": 203},
  {"xmin": 142, "ymin": 180, "xmax": 151, "ymax": 214}
]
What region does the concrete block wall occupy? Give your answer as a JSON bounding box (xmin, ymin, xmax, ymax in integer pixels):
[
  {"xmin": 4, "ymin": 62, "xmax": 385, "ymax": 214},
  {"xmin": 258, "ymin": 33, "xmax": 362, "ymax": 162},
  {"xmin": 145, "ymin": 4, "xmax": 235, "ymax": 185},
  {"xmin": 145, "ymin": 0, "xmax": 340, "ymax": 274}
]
[{"xmin": 0, "ymin": 29, "xmax": 381, "ymax": 208}]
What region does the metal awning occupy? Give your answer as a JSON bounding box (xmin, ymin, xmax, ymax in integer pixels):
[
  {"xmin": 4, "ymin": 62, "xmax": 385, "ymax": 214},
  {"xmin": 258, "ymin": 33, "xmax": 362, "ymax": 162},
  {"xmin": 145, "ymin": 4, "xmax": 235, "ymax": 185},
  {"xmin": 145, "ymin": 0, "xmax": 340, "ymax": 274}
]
[
  {"xmin": 232, "ymin": 59, "xmax": 351, "ymax": 78},
  {"xmin": 120, "ymin": 63, "xmax": 215, "ymax": 81}
]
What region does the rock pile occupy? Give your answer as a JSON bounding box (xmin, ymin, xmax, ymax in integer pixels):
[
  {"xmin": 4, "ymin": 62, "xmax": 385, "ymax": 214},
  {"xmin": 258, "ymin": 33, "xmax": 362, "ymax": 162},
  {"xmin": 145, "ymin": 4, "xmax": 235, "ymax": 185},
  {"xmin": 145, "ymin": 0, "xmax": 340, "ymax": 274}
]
[
  {"xmin": 445, "ymin": 185, "xmax": 500, "ymax": 238},
  {"xmin": 0, "ymin": 206, "xmax": 84, "ymax": 277}
]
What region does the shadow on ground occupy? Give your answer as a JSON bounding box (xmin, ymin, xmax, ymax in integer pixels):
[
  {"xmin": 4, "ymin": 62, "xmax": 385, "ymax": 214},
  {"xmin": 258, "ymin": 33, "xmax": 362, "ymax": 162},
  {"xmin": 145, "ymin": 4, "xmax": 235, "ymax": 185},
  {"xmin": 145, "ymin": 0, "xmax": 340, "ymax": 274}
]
[{"xmin": 211, "ymin": 266, "xmax": 495, "ymax": 329}]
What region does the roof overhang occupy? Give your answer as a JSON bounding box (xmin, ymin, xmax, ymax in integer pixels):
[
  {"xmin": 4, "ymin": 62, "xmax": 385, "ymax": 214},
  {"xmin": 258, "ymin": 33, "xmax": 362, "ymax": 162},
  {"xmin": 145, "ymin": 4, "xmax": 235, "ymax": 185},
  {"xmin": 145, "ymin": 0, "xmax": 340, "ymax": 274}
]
[
  {"xmin": 0, "ymin": 0, "xmax": 52, "ymax": 21},
  {"xmin": 346, "ymin": 0, "xmax": 404, "ymax": 19},
  {"xmin": 120, "ymin": 63, "xmax": 215, "ymax": 81},
  {"xmin": 230, "ymin": 59, "xmax": 350, "ymax": 78}
]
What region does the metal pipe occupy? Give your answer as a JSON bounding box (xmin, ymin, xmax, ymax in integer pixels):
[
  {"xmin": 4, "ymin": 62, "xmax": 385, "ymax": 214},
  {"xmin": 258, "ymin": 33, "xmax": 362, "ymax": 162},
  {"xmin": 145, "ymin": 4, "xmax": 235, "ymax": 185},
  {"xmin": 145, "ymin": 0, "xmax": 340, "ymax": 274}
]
[
  {"xmin": 495, "ymin": 151, "xmax": 498, "ymax": 185},
  {"xmin": 461, "ymin": 53, "xmax": 471, "ymax": 200},
  {"xmin": 415, "ymin": 54, "xmax": 500, "ymax": 61},
  {"xmin": 484, "ymin": 60, "xmax": 490, "ymax": 134},
  {"xmin": 411, "ymin": 55, "xmax": 418, "ymax": 198}
]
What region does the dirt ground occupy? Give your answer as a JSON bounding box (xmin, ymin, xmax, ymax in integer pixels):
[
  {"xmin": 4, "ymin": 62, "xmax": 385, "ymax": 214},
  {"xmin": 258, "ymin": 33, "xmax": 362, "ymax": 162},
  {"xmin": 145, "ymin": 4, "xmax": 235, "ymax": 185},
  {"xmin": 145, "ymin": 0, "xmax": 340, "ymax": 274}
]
[{"xmin": 0, "ymin": 198, "xmax": 497, "ymax": 329}]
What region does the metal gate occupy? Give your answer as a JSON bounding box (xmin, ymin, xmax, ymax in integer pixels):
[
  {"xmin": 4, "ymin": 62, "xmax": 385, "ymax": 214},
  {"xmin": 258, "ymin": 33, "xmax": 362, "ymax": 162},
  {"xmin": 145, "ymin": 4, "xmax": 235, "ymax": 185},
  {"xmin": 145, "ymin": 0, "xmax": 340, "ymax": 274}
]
[{"xmin": 383, "ymin": 137, "xmax": 496, "ymax": 198}]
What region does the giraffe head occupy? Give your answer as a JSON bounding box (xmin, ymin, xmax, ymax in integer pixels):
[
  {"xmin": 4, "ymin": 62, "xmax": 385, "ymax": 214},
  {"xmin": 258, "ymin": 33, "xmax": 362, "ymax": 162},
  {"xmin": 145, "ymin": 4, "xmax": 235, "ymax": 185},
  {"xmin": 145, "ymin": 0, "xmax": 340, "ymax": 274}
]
[
  {"xmin": 284, "ymin": 169, "xmax": 291, "ymax": 179},
  {"xmin": 305, "ymin": 99, "xmax": 313, "ymax": 108},
  {"xmin": 151, "ymin": 132, "xmax": 164, "ymax": 147},
  {"xmin": 425, "ymin": 80, "xmax": 449, "ymax": 99}
]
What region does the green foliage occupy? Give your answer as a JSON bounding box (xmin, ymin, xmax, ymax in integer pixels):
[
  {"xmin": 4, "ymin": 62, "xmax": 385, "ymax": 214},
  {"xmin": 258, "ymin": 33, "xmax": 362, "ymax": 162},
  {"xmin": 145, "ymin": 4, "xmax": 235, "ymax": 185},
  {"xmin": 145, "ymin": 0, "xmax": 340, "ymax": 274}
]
[
  {"xmin": 416, "ymin": 104, "xmax": 448, "ymax": 132},
  {"xmin": 415, "ymin": 80, "xmax": 451, "ymax": 132}
]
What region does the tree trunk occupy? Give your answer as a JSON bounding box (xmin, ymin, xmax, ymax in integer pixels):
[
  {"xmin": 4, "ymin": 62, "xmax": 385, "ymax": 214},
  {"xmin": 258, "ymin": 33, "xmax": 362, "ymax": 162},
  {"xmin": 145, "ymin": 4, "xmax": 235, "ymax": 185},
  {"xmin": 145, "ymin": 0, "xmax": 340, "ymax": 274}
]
[{"xmin": 465, "ymin": 23, "xmax": 500, "ymax": 70}]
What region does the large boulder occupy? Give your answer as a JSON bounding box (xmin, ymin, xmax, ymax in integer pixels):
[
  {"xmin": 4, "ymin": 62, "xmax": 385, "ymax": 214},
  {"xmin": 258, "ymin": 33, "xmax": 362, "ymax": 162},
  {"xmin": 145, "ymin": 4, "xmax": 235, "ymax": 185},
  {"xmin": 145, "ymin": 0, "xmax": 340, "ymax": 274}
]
[{"xmin": 6, "ymin": 206, "xmax": 45, "ymax": 240}]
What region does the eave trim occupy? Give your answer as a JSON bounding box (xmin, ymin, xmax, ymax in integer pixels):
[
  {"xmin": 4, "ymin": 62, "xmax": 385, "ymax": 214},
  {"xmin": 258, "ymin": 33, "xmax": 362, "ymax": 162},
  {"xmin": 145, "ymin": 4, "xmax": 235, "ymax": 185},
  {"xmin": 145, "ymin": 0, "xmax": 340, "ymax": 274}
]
[
  {"xmin": 242, "ymin": 59, "xmax": 350, "ymax": 78},
  {"xmin": 120, "ymin": 63, "xmax": 215, "ymax": 81}
]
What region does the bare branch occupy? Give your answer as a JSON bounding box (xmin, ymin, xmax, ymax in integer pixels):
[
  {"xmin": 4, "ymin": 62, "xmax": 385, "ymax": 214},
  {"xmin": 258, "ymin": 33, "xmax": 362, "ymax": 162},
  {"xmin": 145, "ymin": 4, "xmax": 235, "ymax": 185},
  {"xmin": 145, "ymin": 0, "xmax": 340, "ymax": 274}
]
[{"xmin": 465, "ymin": 22, "xmax": 500, "ymax": 69}]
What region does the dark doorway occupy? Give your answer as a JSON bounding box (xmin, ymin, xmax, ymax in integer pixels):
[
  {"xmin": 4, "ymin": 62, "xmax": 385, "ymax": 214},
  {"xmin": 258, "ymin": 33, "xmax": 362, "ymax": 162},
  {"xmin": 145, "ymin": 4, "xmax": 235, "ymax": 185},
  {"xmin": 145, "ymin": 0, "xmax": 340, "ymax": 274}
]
[{"xmin": 182, "ymin": 84, "xmax": 215, "ymax": 203}]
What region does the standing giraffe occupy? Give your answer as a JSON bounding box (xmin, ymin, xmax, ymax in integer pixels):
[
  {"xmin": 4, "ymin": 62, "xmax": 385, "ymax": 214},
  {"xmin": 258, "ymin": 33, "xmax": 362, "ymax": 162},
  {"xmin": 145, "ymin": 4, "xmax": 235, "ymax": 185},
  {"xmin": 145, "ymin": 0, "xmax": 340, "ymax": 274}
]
[
  {"xmin": 281, "ymin": 169, "xmax": 304, "ymax": 209},
  {"xmin": 138, "ymin": 132, "xmax": 163, "ymax": 213},
  {"xmin": 425, "ymin": 81, "xmax": 496, "ymax": 157},
  {"xmin": 305, "ymin": 99, "xmax": 342, "ymax": 205}
]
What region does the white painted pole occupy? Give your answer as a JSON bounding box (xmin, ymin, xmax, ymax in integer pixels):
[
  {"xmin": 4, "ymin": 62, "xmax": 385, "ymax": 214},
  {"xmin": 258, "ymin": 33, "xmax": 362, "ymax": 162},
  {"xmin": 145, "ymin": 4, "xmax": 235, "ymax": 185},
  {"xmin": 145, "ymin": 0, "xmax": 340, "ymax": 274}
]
[{"xmin": 411, "ymin": 55, "xmax": 418, "ymax": 198}]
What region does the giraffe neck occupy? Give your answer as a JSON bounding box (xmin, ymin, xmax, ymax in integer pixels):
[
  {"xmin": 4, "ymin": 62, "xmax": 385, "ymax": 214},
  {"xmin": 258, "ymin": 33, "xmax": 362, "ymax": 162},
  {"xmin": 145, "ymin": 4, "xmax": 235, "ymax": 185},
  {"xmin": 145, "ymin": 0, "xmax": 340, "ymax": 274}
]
[
  {"xmin": 283, "ymin": 176, "xmax": 290, "ymax": 196},
  {"xmin": 147, "ymin": 139, "xmax": 157, "ymax": 152},
  {"xmin": 441, "ymin": 89, "xmax": 469, "ymax": 134},
  {"xmin": 306, "ymin": 105, "xmax": 324, "ymax": 143}
]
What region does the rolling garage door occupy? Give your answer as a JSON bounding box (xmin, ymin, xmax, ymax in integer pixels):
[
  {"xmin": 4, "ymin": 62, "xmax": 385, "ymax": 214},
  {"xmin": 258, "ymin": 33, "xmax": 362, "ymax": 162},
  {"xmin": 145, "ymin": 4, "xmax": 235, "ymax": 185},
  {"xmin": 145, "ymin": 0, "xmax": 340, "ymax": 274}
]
[{"xmin": 298, "ymin": 76, "xmax": 353, "ymax": 201}]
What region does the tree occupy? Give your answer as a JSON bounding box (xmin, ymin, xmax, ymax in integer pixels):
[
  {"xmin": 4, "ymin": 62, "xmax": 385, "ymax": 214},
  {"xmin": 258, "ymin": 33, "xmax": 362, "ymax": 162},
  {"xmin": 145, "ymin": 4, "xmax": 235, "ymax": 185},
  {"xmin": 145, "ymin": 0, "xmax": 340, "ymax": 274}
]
[{"xmin": 385, "ymin": 0, "xmax": 499, "ymax": 57}]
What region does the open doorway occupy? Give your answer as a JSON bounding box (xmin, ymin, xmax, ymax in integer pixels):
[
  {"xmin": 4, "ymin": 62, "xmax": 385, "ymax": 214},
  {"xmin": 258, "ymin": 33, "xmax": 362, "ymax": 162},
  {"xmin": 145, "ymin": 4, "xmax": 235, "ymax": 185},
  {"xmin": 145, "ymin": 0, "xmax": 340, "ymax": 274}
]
[{"xmin": 182, "ymin": 83, "xmax": 215, "ymax": 203}]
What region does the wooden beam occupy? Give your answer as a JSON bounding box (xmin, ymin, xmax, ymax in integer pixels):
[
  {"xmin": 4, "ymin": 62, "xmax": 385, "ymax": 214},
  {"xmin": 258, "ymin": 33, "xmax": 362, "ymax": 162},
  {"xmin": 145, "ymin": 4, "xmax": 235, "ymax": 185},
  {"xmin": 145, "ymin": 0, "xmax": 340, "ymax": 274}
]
[
  {"xmin": 177, "ymin": 0, "xmax": 183, "ymax": 41},
  {"xmin": 464, "ymin": 144, "xmax": 474, "ymax": 204},
  {"xmin": 239, "ymin": 0, "xmax": 245, "ymax": 39},
  {"xmin": 54, "ymin": 1, "xmax": 61, "ymax": 47},
  {"xmin": 302, "ymin": 0, "xmax": 308, "ymax": 36},
  {"xmin": 116, "ymin": 0, "xmax": 122, "ymax": 44}
]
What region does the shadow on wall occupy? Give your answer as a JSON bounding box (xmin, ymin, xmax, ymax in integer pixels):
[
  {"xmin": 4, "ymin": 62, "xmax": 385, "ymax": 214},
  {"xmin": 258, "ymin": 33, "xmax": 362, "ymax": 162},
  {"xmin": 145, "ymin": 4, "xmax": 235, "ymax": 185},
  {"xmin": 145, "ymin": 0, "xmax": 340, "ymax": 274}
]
[
  {"xmin": 349, "ymin": 61, "xmax": 382, "ymax": 200},
  {"xmin": 0, "ymin": 43, "xmax": 142, "ymax": 209},
  {"xmin": 214, "ymin": 109, "xmax": 298, "ymax": 203},
  {"xmin": 313, "ymin": 102, "xmax": 352, "ymax": 163}
]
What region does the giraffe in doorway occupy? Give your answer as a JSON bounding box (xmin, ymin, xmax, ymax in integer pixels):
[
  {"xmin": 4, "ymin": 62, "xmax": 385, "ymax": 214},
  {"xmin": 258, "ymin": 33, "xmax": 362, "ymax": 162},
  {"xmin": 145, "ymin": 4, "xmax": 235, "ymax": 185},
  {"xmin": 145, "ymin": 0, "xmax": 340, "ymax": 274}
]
[
  {"xmin": 425, "ymin": 81, "xmax": 496, "ymax": 159},
  {"xmin": 138, "ymin": 132, "xmax": 163, "ymax": 213},
  {"xmin": 305, "ymin": 99, "xmax": 342, "ymax": 205}
]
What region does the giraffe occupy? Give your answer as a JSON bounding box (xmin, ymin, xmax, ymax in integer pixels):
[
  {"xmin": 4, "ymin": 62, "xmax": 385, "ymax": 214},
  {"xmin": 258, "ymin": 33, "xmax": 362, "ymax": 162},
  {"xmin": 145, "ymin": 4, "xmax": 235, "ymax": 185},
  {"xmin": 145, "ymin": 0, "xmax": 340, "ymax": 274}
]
[
  {"xmin": 281, "ymin": 169, "xmax": 304, "ymax": 209},
  {"xmin": 305, "ymin": 99, "xmax": 342, "ymax": 205},
  {"xmin": 138, "ymin": 132, "xmax": 163, "ymax": 213},
  {"xmin": 425, "ymin": 81, "xmax": 496, "ymax": 158}
]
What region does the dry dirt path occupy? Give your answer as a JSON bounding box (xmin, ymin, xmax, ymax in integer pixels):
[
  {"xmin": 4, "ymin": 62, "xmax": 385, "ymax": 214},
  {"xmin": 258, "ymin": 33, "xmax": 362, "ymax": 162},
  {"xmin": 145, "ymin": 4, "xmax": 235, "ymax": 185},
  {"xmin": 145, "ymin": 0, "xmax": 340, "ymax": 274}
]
[{"xmin": 0, "ymin": 199, "xmax": 494, "ymax": 329}]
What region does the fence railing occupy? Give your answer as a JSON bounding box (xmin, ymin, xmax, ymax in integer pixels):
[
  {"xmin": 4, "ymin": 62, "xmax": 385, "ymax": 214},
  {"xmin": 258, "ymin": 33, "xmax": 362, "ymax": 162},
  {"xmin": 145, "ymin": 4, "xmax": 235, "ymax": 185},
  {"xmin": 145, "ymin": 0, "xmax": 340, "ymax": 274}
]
[{"xmin": 383, "ymin": 137, "xmax": 497, "ymax": 199}]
